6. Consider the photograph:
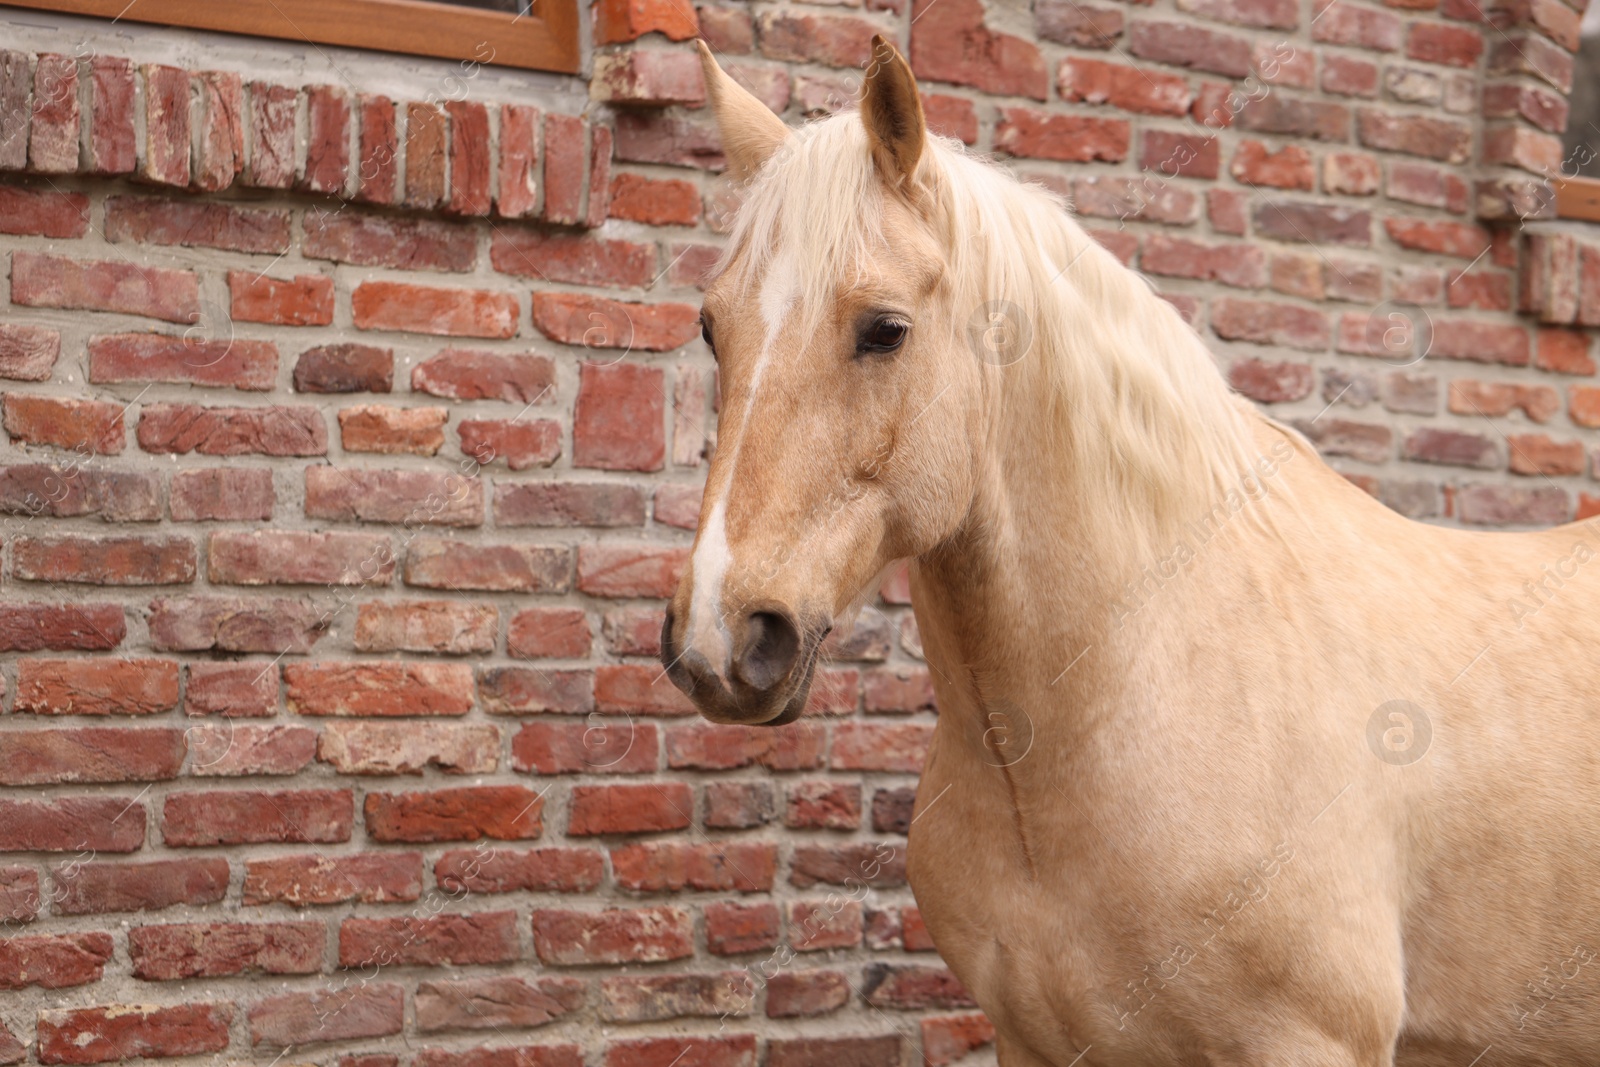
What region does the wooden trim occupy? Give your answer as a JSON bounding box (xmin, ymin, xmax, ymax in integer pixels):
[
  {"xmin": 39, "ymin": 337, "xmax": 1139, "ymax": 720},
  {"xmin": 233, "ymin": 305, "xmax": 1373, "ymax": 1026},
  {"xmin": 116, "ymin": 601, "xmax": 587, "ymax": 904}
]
[
  {"xmin": 1554, "ymin": 176, "xmax": 1600, "ymax": 224},
  {"xmin": 0, "ymin": 0, "xmax": 580, "ymax": 74}
]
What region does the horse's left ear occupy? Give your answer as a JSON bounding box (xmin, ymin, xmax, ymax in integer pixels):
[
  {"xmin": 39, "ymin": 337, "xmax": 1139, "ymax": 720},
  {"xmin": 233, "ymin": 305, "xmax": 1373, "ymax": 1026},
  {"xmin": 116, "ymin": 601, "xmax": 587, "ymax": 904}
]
[{"xmin": 861, "ymin": 35, "xmax": 925, "ymax": 188}]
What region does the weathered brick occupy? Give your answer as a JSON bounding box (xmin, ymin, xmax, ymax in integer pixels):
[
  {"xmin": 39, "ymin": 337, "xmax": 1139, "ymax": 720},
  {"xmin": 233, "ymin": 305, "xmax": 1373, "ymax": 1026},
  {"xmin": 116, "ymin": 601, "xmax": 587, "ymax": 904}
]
[
  {"xmin": 163, "ymin": 788, "xmax": 353, "ymax": 846},
  {"xmin": 243, "ymin": 853, "xmax": 422, "ymax": 906},
  {"xmin": 287, "ymin": 661, "xmax": 473, "ymax": 717},
  {"xmin": 340, "ymin": 911, "xmax": 519, "ymax": 967},
  {"xmin": 129, "ymin": 921, "xmax": 323, "ymax": 980},
  {"xmin": 248, "ymin": 985, "xmax": 403, "ymax": 1047},
  {"xmin": 105, "ymin": 197, "xmax": 290, "ymax": 253},
  {"xmin": 353, "ymin": 281, "xmax": 519, "ymax": 339},
  {"xmin": 12, "ymin": 251, "xmax": 198, "ymax": 324},
  {"xmin": 304, "ymin": 209, "xmax": 475, "ymax": 272},
  {"xmin": 148, "ymin": 595, "xmax": 327, "ymax": 654},
  {"xmin": 532, "ymin": 906, "xmax": 693, "ymax": 964},
  {"xmin": 304, "ymin": 467, "xmax": 483, "ymax": 526},
  {"xmin": 417, "ymin": 975, "xmax": 585, "ymax": 1032},
  {"xmin": 340, "ymin": 404, "xmax": 448, "ymax": 455},
  {"xmin": 89, "ymin": 333, "xmax": 278, "ymax": 391},
  {"xmin": 0, "ymin": 796, "xmax": 146, "ymax": 852},
  {"xmin": 39, "ymin": 1004, "xmax": 232, "ymax": 1065},
  {"xmin": 139, "ymin": 403, "xmax": 327, "ymax": 456},
  {"xmin": 14, "ymin": 534, "xmax": 194, "ymax": 585},
  {"xmin": 412, "ymin": 349, "xmax": 555, "ymax": 403},
  {"xmin": 364, "ymin": 785, "xmax": 543, "ymax": 842},
  {"xmin": 52, "ymin": 858, "xmax": 230, "ymax": 915}
]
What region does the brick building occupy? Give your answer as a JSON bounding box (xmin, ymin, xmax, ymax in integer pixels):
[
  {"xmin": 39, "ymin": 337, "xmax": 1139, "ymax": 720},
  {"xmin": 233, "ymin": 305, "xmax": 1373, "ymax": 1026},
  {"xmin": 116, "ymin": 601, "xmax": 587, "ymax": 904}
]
[{"xmin": 0, "ymin": 0, "xmax": 1595, "ymax": 1062}]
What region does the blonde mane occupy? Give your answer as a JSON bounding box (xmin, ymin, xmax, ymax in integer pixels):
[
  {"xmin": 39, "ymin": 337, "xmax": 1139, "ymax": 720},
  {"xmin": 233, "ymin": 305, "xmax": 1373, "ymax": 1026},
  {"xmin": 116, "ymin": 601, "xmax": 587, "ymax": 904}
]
[{"xmin": 714, "ymin": 112, "xmax": 1264, "ymax": 552}]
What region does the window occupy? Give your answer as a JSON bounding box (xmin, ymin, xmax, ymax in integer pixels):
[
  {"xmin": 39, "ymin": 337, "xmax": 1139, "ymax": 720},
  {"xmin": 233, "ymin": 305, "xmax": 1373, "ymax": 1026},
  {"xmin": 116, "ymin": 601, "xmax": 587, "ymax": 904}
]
[{"xmin": 0, "ymin": 0, "xmax": 579, "ymax": 74}]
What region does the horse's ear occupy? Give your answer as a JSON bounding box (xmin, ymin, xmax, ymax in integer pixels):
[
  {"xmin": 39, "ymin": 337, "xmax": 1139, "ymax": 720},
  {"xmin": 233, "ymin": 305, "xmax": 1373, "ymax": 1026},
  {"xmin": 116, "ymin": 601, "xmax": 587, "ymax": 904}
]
[
  {"xmin": 861, "ymin": 35, "xmax": 925, "ymax": 187},
  {"xmin": 695, "ymin": 39, "xmax": 791, "ymax": 181}
]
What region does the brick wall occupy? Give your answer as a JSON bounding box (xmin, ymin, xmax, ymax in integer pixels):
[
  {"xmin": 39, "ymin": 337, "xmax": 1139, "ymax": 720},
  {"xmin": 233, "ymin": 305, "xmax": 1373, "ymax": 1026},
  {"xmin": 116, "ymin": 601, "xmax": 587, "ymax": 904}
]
[{"xmin": 0, "ymin": 0, "xmax": 1596, "ymax": 1060}]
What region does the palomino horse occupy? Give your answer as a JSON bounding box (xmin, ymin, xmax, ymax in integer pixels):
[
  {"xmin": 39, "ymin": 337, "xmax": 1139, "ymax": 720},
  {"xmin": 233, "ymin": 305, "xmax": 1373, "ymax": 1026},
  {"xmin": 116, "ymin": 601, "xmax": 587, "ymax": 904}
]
[{"xmin": 662, "ymin": 35, "xmax": 1600, "ymax": 1067}]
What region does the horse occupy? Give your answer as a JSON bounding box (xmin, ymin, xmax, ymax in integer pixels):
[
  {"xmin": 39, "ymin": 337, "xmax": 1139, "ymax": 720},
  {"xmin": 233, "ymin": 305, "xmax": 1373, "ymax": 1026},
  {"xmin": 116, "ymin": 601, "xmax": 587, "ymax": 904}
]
[{"xmin": 661, "ymin": 35, "xmax": 1600, "ymax": 1067}]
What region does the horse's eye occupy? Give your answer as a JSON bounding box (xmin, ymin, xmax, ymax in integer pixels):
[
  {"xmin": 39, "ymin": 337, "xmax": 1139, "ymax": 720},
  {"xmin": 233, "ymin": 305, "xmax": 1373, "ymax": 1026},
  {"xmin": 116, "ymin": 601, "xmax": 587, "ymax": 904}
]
[
  {"xmin": 860, "ymin": 318, "xmax": 909, "ymax": 355},
  {"xmin": 700, "ymin": 319, "xmax": 715, "ymax": 356}
]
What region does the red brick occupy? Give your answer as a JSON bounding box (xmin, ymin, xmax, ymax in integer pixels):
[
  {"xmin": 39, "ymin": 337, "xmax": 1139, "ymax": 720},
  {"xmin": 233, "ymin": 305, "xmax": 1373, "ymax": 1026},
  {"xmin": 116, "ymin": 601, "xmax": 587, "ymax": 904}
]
[
  {"xmin": 446, "ymin": 100, "xmax": 492, "ymax": 215},
  {"xmin": 922, "ymin": 1013, "xmax": 997, "ymax": 1066},
  {"xmin": 229, "ymin": 271, "xmax": 334, "ymax": 326},
  {"xmin": 589, "ymin": 124, "xmax": 614, "ymax": 230},
  {"xmin": 608, "ymin": 172, "xmax": 700, "ymax": 226},
  {"xmin": 14, "ymin": 658, "xmax": 176, "ymax": 715},
  {"xmin": 1237, "ymin": 94, "xmax": 1349, "ymax": 142},
  {"xmin": 139, "ymin": 403, "xmax": 327, "ymax": 456},
  {"xmin": 1231, "ymin": 139, "xmax": 1312, "ymax": 189},
  {"xmin": 303, "ymin": 85, "xmax": 351, "ymax": 194},
  {"xmin": 1507, "ymin": 433, "xmax": 1583, "ymax": 475},
  {"xmin": 1211, "ymin": 297, "xmax": 1330, "ymax": 349},
  {"xmin": 1322, "ymin": 54, "xmax": 1379, "ymax": 96},
  {"xmin": 316, "ymin": 720, "xmax": 497, "ymax": 776},
  {"xmin": 248, "ymin": 985, "xmax": 403, "ymax": 1047},
  {"xmin": 607, "ymin": 1036, "xmax": 755, "ymax": 1067},
  {"xmin": 12, "ymin": 250, "xmax": 198, "ymax": 324},
  {"xmin": 910, "ymin": 0, "xmax": 1048, "ymax": 97},
  {"xmin": 88, "ymin": 332, "xmax": 278, "ymax": 391},
  {"xmin": 540, "ymin": 113, "xmax": 587, "ymax": 226},
  {"xmin": 141, "ymin": 64, "xmax": 191, "ymax": 186},
  {"xmin": 512, "ymin": 720, "xmax": 659, "ymax": 775},
  {"xmin": 170, "ymin": 468, "xmax": 275, "ymax": 521},
  {"xmin": 338, "ymin": 404, "xmax": 447, "ymax": 455},
  {"xmin": 304, "ymin": 209, "xmax": 475, "ymax": 271},
  {"xmin": 611, "ymin": 840, "xmax": 776, "ymax": 892},
  {"xmin": 148, "ymin": 595, "xmax": 326, "ymax": 654},
  {"xmin": 666, "ymin": 722, "xmax": 827, "ymax": 771},
  {"xmin": 130, "ymin": 921, "xmax": 322, "ymax": 980},
  {"xmin": 497, "ymin": 483, "xmax": 647, "ymax": 529},
  {"xmin": 533, "ymin": 906, "xmax": 693, "ymax": 964},
  {"xmin": 872, "ymin": 786, "xmax": 917, "ymax": 833},
  {"xmin": 414, "ymin": 1049, "xmax": 580, "ymax": 1067},
  {"xmin": 52, "ymin": 857, "xmax": 229, "ymax": 915},
  {"xmin": 595, "ymin": 663, "xmax": 695, "ymax": 716},
  {"xmin": 1385, "ymin": 218, "xmax": 1489, "ymax": 258},
  {"xmin": 1129, "ymin": 19, "xmax": 1253, "ymax": 75},
  {"xmin": 593, "ymin": 51, "xmax": 704, "ymax": 107},
  {"xmin": 577, "ymin": 544, "xmax": 688, "ymax": 598},
  {"xmin": 994, "ymin": 108, "xmax": 1129, "ymax": 162},
  {"xmin": 491, "ymin": 229, "xmax": 656, "ymax": 288},
  {"xmin": 1457, "ymin": 484, "xmax": 1571, "ymax": 526},
  {"xmin": 413, "ymin": 349, "xmax": 554, "ymax": 403},
  {"xmin": 104, "ymin": 197, "xmax": 291, "ymax": 253},
  {"xmin": 183, "ymin": 661, "xmax": 279, "ymax": 717},
  {"xmin": 38, "ymin": 1004, "xmax": 232, "ymax": 1065},
  {"xmin": 163, "ymin": 788, "xmax": 352, "ymax": 846},
  {"xmin": 830, "ymin": 722, "xmax": 934, "ymax": 773},
  {"xmin": 417, "ymin": 976, "xmax": 585, "ymax": 1033},
  {"xmin": 0, "ymin": 726, "xmax": 184, "ymax": 786},
  {"xmin": 654, "ymin": 483, "xmax": 703, "ymax": 529},
  {"xmin": 357, "ymin": 94, "xmax": 399, "ymax": 205},
  {"xmin": 767, "ymin": 1036, "xmax": 901, "ymax": 1067},
  {"xmin": 287, "ymin": 662, "xmax": 472, "ymax": 717},
  {"xmin": 435, "ymin": 847, "xmax": 604, "ymax": 895},
  {"xmin": 13, "ymin": 534, "xmax": 193, "ymax": 586},
  {"xmin": 406, "ymin": 102, "xmax": 447, "ymax": 209},
  {"xmin": 3, "ymin": 395, "xmax": 121, "ymax": 454},
  {"xmin": 405, "ymin": 539, "xmax": 570, "ymax": 593},
  {"xmin": 786, "ymin": 780, "xmax": 863, "ymax": 829},
  {"xmin": 1299, "ymin": 418, "xmax": 1394, "ymax": 462},
  {"xmin": 189, "ymin": 722, "xmax": 317, "ymax": 777},
  {"xmin": 1253, "ymin": 200, "xmax": 1371, "ymax": 245},
  {"xmin": 1140, "ymin": 129, "xmax": 1220, "ymax": 178},
  {"xmin": 87, "ymin": 56, "xmax": 136, "ymax": 175},
  {"xmin": 242, "ymin": 852, "xmax": 422, "ymax": 906},
  {"xmin": 790, "ymin": 899, "xmax": 863, "ymax": 950},
  {"xmin": 245, "ymin": 82, "xmax": 296, "ymax": 188},
  {"xmin": 340, "ymin": 911, "xmax": 518, "ymax": 967},
  {"xmin": 1228, "ymin": 358, "xmax": 1315, "ymax": 402},
  {"xmin": 194, "ymin": 71, "xmax": 243, "ymax": 192},
  {"xmin": 1142, "ymin": 233, "xmax": 1264, "ymax": 287},
  {"xmin": 460, "ymin": 418, "xmax": 562, "ymax": 471},
  {"xmin": 505, "ymin": 606, "xmax": 591, "ymax": 659},
  {"xmin": 1058, "ymin": 57, "xmax": 1191, "ymax": 115},
  {"xmin": 497, "ymin": 104, "xmax": 541, "ymax": 218},
  {"xmin": 573, "ymin": 362, "xmax": 666, "ymax": 471},
  {"xmin": 595, "ymin": 0, "xmax": 699, "ymax": 42},
  {"xmin": 295, "ymin": 343, "xmax": 394, "ymax": 393},
  {"xmin": 0, "ymin": 932, "xmax": 114, "ymax": 989},
  {"xmin": 1431, "ymin": 320, "xmax": 1530, "ymax": 365},
  {"xmin": 0, "ymin": 185, "xmax": 88, "ymax": 238},
  {"xmin": 208, "ymin": 529, "xmax": 393, "ymax": 586},
  {"xmin": 1446, "ymin": 270, "xmax": 1512, "ymax": 311},
  {"xmin": 1404, "ymin": 426, "xmax": 1499, "ymax": 468},
  {"xmin": 365, "ymin": 785, "xmax": 543, "ymax": 842},
  {"xmin": 767, "ymin": 970, "xmax": 851, "ymax": 1018},
  {"xmin": 353, "ymin": 280, "xmax": 518, "ymax": 339},
  {"xmin": 355, "ymin": 600, "xmax": 497, "ymax": 655},
  {"xmin": 1408, "ymin": 22, "xmax": 1483, "ymax": 66},
  {"xmin": 0, "ymin": 796, "xmax": 145, "ymax": 853},
  {"xmin": 534, "ymin": 292, "xmax": 699, "ymax": 353},
  {"xmin": 304, "ymin": 467, "xmax": 484, "ymax": 527},
  {"xmin": 863, "ymin": 666, "xmax": 937, "ymax": 713},
  {"xmin": 705, "ymin": 901, "xmax": 779, "ymax": 955},
  {"xmin": 569, "ymin": 782, "xmax": 692, "ymax": 835},
  {"xmin": 0, "ymin": 867, "xmax": 39, "ymax": 924},
  {"xmin": 599, "ymin": 972, "xmax": 753, "ymax": 1022},
  {"xmin": 862, "ymin": 964, "xmax": 975, "ymax": 1009},
  {"xmin": 1357, "ymin": 109, "xmax": 1471, "ymax": 162},
  {"xmin": 922, "ymin": 93, "xmax": 979, "ymax": 143},
  {"xmin": 29, "ymin": 54, "xmax": 79, "ymax": 174},
  {"xmin": 0, "ymin": 51, "xmax": 25, "ymax": 170},
  {"xmin": 1312, "ymin": 0, "xmax": 1401, "ymax": 48},
  {"xmin": 0, "ymin": 603, "xmax": 125, "ymax": 652},
  {"xmin": 1036, "ymin": 0, "xmax": 1124, "ymax": 46}
]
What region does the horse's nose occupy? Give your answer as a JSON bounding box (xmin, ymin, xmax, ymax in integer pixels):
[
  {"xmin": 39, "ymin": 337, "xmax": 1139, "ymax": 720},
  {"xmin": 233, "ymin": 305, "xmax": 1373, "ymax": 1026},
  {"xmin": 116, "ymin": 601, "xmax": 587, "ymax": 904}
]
[{"xmin": 732, "ymin": 607, "xmax": 801, "ymax": 693}]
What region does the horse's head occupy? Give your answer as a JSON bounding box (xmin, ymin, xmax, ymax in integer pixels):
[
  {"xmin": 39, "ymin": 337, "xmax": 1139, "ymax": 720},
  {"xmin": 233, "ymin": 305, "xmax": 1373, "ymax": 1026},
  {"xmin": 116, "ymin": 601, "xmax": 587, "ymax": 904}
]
[{"xmin": 660, "ymin": 37, "xmax": 987, "ymax": 725}]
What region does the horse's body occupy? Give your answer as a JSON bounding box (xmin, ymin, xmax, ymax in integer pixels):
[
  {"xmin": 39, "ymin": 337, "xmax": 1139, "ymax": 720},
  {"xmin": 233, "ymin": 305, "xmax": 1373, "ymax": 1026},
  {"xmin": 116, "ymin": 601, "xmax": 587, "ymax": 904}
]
[{"xmin": 665, "ymin": 38, "xmax": 1600, "ymax": 1066}]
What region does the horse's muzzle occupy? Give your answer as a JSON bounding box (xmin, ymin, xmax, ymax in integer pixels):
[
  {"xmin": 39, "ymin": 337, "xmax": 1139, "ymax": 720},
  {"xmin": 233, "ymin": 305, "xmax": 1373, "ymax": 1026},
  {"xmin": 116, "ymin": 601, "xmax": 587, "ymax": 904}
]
[{"xmin": 660, "ymin": 604, "xmax": 827, "ymax": 726}]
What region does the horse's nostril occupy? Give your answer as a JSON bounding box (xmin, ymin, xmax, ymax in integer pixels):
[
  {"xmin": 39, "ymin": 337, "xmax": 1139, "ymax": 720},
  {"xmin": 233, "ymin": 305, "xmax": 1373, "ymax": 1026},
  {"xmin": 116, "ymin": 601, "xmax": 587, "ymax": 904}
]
[{"xmin": 735, "ymin": 610, "xmax": 801, "ymax": 692}]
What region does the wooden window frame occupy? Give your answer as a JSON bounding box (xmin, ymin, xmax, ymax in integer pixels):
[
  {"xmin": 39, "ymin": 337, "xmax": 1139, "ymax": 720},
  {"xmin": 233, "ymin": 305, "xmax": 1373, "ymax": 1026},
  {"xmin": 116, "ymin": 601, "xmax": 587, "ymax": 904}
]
[
  {"xmin": 0, "ymin": 0, "xmax": 579, "ymax": 74},
  {"xmin": 1554, "ymin": 176, "xmax": 1600, "ymax": 224}
]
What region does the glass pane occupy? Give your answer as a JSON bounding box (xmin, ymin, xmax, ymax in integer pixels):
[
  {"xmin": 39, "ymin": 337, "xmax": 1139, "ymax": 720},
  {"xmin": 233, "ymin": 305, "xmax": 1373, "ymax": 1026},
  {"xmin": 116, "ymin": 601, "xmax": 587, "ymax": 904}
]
[{"xmin": 428, "ymin": 0, "xmax": 533, "ymax": 12}]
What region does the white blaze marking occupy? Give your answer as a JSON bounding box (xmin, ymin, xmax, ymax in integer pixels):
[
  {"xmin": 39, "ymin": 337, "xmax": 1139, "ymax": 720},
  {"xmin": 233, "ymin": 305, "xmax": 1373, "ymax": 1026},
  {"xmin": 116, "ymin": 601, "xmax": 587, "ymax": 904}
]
[{"xmin": 686, "ymin": 253, "xmax": 799, "ymax": 677}]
